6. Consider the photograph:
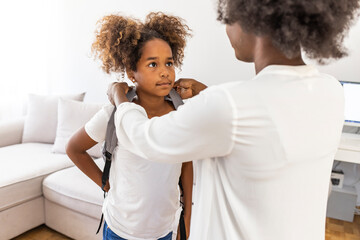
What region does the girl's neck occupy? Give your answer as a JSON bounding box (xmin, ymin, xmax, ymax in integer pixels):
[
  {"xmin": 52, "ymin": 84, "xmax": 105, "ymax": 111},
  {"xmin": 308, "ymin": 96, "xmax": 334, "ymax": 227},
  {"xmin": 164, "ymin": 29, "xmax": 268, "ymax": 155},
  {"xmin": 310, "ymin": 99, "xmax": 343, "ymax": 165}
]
[
  {"xmin": 253, "ymin": 37, "xmax": 305, "ymax": 74},
  {"xmin": 133, "ymin": 90, "xmax": 173, "ymax": 118}
]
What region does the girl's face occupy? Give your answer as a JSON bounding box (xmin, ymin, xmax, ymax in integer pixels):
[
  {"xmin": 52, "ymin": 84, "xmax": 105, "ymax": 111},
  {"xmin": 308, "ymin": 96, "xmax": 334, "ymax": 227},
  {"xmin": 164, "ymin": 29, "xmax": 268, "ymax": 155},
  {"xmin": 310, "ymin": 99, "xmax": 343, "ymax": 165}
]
[{"xmin": 130, "ymin": 38, "xmax": 175, "ymax": 97}]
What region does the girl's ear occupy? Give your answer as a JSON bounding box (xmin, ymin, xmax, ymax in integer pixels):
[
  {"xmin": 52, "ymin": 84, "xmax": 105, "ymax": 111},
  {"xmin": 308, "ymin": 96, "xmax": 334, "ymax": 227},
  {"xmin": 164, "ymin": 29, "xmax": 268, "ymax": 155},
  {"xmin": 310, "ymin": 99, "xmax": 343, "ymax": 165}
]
[{"xmin": 126, "ymin": 70, "xmax": 136, "ymax": 83}]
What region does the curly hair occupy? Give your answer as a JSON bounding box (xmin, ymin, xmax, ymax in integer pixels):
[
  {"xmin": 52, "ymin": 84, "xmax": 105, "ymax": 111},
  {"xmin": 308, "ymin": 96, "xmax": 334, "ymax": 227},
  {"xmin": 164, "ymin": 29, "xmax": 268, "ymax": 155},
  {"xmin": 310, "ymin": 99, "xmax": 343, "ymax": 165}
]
[
  {"xmin": 91, "ymin": 12, "xmax": 191, "ymax": 75},
  {"xmin": 217, "ymin": 0, "xmax": 360, "ymax": 61}
]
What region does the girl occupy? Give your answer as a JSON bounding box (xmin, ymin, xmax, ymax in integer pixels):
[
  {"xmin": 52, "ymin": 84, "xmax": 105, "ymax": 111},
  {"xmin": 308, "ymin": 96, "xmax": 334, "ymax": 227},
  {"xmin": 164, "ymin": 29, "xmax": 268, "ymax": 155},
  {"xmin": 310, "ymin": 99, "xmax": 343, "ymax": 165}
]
[
  {"xmin": 66, "ymin": 12, "xmax": 192, "ymax": 240},
  {"xmin": 107, "ymin": 0, "xmax": 360, "ymax": 239}
]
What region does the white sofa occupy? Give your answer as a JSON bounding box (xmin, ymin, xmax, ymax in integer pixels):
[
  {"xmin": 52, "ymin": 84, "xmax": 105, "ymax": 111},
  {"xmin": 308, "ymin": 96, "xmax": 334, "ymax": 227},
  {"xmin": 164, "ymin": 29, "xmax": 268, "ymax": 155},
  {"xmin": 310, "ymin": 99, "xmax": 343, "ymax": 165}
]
[
  {"xmin": 0, "ymin": 94, "xmax": 106, "ymax": 240},
  {"xmin": 0, "ymin": 117, "xmax": 105, "ymax": 240}
]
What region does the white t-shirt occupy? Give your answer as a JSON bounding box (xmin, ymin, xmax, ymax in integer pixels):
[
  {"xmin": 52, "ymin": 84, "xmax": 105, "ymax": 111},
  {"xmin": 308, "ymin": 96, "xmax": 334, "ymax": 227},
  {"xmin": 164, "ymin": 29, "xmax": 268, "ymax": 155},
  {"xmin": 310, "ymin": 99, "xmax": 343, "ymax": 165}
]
[
  {"xmin": 85, "ymin": 105, "xmax": 182, "ymax": 240},
  {"xmin": 114, "ymin": 65, "xmax": 344, "ymax": 240}
]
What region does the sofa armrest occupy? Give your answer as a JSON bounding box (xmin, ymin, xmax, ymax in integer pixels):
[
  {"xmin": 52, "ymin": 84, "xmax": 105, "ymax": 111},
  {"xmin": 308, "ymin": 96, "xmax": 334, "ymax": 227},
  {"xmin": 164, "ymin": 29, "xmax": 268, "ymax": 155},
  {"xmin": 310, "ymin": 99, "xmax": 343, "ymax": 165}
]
[{"xmin": 0, "ymin": 117, "xmax": 25, "ymax": 147}]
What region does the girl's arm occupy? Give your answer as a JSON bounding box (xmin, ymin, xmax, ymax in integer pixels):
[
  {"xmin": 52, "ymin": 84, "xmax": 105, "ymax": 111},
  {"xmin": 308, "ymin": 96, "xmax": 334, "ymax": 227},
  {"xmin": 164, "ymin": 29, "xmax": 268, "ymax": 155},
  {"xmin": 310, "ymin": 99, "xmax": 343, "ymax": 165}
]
[
  {"xmin": 180, "ymin": 161, "xmax": 193, "ymax": 239},
  {"xmin": 66, "ymin": 127, "xmax": 109, "ymax": 191}
]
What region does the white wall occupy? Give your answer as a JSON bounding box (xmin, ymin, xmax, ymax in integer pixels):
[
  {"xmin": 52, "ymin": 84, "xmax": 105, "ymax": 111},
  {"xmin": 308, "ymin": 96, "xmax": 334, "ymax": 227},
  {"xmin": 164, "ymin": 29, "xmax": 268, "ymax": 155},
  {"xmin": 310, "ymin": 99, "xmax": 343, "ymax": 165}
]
[
  {"xmin": 1, "ymin": 0, "xmax": 360, "ymax": 112},
  {"xmin": 46, "ymin": 0, "xmax": 360, "ymax": 103},
  {"xmin": 44, "ymin": 0, "xmax": 255, "ymax": 104},
  {"xmin": 0, "ymin": 0, "xmax": 50, "ymax": 119}
]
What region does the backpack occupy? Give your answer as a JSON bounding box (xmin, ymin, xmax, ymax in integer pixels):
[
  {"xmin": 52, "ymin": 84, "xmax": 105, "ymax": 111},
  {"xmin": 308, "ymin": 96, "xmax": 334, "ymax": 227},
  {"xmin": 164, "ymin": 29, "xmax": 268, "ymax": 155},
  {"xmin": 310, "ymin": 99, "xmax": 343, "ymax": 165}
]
[{"xmin": 97, "ymin": 88, "xmax": 187, "ymax": 240}]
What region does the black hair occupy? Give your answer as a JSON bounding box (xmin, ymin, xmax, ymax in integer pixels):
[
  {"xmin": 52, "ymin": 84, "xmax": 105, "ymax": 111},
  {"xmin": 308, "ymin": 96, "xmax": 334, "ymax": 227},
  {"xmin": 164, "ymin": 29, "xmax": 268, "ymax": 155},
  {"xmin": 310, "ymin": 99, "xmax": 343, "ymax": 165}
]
[{"xmin": 217, "ymin": 0, "xmax": 360, "ymax": 61}]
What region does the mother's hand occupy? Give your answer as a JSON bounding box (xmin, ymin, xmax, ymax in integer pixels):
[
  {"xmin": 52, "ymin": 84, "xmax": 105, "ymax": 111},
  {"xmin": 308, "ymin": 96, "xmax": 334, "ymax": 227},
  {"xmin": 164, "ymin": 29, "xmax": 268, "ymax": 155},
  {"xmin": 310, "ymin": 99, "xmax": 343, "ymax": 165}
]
[
  {"xmin": 107, "ymin": 82, "xmax": 131, "ymax": 106},
  {"xmin": 174, "ymin": 78, "xmax": 207, "ymax": 99}
]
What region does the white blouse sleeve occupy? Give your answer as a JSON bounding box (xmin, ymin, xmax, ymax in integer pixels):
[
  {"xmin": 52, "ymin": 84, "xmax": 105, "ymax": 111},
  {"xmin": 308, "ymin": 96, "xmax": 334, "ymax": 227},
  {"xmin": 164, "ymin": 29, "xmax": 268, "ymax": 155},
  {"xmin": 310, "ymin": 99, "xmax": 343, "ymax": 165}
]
[{"xmin": 114, "ymin": 86, "xmax": 235, "ymax": 163}]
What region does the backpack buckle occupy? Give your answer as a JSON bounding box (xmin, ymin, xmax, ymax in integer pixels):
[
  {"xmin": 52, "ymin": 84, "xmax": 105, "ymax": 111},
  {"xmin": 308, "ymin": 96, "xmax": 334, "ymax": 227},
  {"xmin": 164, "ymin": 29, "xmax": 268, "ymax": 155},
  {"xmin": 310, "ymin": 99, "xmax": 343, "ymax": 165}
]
[{"xmin": 102, "ymin": 150, "xmax": 112, "ymax": 161}]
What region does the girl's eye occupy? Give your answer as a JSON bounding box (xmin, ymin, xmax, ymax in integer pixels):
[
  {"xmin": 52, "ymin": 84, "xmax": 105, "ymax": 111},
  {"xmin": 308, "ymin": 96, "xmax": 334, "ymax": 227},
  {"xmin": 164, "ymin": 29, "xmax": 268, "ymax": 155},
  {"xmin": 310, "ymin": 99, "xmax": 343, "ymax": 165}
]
[
  {"xmin": 166, "ymin": 62, "xmax": 173, "ymax": 67},
  {"xmin": 148, "ymin": 62, "xmax": 157, "ymax": 68}
]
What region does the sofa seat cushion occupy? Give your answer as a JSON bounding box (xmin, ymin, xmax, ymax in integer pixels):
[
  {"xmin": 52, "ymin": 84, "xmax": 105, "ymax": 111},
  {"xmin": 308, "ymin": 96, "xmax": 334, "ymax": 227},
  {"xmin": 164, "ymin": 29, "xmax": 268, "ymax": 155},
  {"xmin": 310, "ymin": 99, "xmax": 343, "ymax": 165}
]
[
  {"xmin": 0, "ymin": 143, "xmax": 74, "ymax": 211},
  {"xmin": 43, "ymin": 159, "xmax": 104, "ymax": 219}
]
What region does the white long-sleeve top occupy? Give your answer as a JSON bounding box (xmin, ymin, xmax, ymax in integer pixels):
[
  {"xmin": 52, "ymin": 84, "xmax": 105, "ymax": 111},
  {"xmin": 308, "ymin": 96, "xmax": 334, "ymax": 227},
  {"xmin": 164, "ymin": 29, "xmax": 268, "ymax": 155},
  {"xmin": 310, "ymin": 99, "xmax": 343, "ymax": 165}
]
[{"xmin": 114, "ymin": 65, "xmax": 344, "ymax": 240}]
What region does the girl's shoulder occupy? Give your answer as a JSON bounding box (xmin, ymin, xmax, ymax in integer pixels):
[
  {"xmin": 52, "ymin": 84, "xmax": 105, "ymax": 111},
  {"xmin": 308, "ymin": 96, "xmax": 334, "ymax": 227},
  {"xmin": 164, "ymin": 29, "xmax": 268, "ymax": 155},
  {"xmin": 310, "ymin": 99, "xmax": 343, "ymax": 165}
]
[
  {"xmin": 89, "ymin": 103, "xmax": 115, "ymax": 124},
  {"xmin": 101, "ymin": 104, "xmax": 115, "ymax": 117}
]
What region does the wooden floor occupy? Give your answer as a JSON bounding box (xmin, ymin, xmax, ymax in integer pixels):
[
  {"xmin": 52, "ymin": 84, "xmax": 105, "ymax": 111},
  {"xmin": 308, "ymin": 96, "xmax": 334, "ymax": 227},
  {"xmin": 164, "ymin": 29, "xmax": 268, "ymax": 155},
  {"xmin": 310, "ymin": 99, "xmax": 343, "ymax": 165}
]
[
  {"xmin": 11, "ymin": 216, "xmax": 360, "ymax": 240},
  {"xmin": 326, "ymin": 215, "xmax": 360, "ymax": 240},
  {"xmin": 12, "ymin": 225, "xmax": 72, "ymax": 240}
]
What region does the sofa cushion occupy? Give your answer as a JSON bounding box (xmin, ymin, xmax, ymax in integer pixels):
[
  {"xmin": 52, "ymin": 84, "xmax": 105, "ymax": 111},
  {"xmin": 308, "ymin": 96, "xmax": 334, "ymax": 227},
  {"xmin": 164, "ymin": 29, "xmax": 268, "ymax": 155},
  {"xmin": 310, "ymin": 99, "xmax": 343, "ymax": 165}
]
[
  {"xmin": 0, "ymin": 143, "xmax": 74, "ymax": 211},
  {"xmin": 43, "ymin": 159, "xmax": 104, "ymax": 219},
  {"xmin": 22, "ymin": 92, "xmax": 85, "ymax": 144},
  {"xmin": 52, "ymin": 98, "xmax": 104, "ymax": 158},
  {"xmin": 0, "ymin": 176, "xmax": 44, "ymax": 212}
]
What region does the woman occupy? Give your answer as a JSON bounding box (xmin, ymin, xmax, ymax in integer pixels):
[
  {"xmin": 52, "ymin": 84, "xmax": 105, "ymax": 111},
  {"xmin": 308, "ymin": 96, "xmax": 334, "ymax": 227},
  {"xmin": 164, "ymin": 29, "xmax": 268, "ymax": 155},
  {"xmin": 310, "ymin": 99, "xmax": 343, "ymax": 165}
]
[{"xmin": 107, "ymin": 0, "xmax": 360, "ymax": 239}]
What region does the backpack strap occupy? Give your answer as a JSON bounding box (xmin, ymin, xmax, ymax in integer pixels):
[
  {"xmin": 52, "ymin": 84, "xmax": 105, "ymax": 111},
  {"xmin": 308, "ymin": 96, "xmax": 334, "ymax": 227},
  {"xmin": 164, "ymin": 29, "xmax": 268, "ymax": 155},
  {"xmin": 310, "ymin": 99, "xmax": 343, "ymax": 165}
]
[
  {"xmin": 101, "ymin": 110, "xmax": 116, "ymax": 192},
  {"xmin": 101, "ymin": 88, "xmax": 137, "ymax": 192},
  {"xmin": 167, "ymin": 88, "xmax": 184, "ymax": 110}
]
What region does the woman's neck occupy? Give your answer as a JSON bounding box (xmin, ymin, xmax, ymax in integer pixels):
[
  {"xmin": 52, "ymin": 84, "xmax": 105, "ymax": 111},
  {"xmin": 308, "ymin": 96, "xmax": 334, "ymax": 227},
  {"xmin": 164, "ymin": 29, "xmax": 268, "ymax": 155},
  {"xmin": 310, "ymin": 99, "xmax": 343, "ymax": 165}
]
[{"xmin": 253, "ymin": 37, "xmax": 305, "ymax": 74}]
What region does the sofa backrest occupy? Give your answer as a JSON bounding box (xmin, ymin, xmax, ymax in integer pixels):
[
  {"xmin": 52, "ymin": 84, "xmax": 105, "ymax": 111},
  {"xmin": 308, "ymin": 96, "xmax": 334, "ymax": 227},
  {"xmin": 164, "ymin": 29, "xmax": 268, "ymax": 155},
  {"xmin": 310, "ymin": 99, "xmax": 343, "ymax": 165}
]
[{"xmin": 0, "ymin": 117, "xmax": 25, "ymax": 147}]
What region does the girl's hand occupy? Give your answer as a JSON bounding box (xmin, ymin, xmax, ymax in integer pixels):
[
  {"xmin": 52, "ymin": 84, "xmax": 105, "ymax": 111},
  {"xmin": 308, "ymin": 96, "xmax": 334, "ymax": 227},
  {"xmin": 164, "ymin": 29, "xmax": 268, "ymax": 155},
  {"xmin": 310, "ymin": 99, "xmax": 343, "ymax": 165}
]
[
  {"xmin": 103, "ymin": 180, "xmax": 110, "ymax": 192},
  {"xmin": 174, "ymin": 78, "xmax": 207, "ymax": 99},
  {"xmin": 107, "ymin": 82, "xmax": 131, "ymax": 106}
]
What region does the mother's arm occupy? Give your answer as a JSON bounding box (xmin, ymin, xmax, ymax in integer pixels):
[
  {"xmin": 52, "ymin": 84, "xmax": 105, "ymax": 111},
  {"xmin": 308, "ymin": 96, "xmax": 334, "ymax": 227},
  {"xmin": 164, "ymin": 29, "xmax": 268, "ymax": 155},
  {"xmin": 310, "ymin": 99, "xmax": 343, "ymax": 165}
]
[
  {"xmin": 174, "ymin": 78, "xmax": 208, "ymax": 99},
  {"xmin": 109, "ymin": 83, "xmax": 234, "ymax": 163}
]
